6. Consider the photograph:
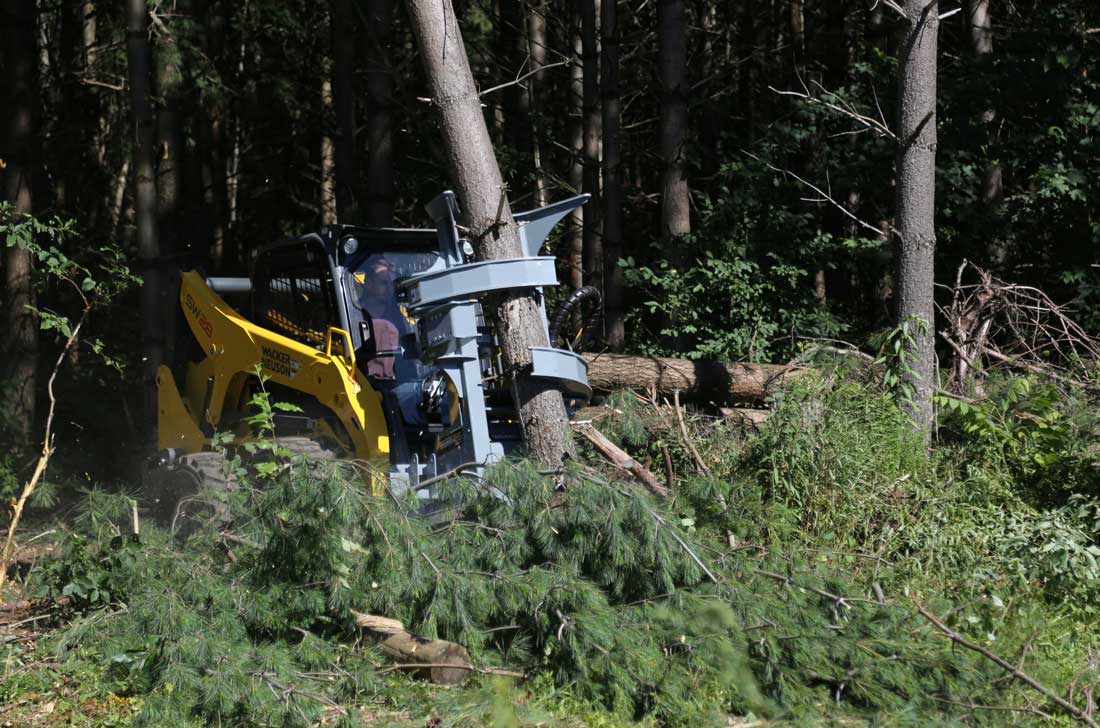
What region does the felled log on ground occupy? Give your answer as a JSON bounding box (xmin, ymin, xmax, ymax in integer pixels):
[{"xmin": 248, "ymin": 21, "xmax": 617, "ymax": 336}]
[
  {"xmin": 354, "ymin": 612, "xmax": 472, "ymax": 685},
  {"xmin": 582, "ymin": 353, "xmax": 805, "ymax": 404}
]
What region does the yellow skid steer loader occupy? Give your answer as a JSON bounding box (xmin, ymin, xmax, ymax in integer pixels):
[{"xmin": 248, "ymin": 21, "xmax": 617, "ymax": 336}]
[{"xmin": 146, "ymin": 192, "xmax": 600, "ymax": 524}]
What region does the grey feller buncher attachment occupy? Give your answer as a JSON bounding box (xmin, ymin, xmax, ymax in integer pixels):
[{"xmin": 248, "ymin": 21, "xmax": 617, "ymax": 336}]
[
  {"xmin": 148, "ymin": 191, "xmax": 593, "ymax": 527},
  {"xmin": 389, "ymin": 192, "xmax": 593, "ymax": 499}
]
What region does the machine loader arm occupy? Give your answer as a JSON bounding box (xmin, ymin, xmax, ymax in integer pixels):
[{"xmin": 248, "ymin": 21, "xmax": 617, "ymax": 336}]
[{"xmin": 156, "ymin": 271, "xmax": 390, "ymax": 461}]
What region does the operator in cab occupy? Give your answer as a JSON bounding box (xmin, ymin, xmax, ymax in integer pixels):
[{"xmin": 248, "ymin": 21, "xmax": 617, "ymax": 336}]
[{"xmin": 357, "ymin": 255, "xmax": 410, "ymax": 380}]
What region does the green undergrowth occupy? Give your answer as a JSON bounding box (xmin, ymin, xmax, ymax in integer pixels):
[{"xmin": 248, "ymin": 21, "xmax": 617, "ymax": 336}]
[{"xmin": 9, "ymin": 376, "xmax": 1100, "ymax": 726}]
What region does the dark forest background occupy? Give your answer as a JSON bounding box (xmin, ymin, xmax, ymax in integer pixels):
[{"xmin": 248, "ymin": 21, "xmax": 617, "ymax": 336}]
[{"xmin": 0, "ymin": 0, "xmax": 1098, "ymax": 465}]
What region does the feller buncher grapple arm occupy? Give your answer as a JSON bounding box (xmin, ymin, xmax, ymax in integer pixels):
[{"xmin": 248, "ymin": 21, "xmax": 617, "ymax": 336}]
[{"xmin": 149, "ymin": 192, "xmax": 593, "ymax": 521}]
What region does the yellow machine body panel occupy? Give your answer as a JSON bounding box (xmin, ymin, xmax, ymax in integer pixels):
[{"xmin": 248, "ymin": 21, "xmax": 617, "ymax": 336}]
[{"xmin": 157, "ymin": 271, "xmax": 391, "ymax": 461}]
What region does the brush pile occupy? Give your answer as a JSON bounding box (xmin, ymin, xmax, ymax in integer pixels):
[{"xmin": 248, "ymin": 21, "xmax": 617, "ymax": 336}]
[{"xmin": 6, "ymin": 375, "xmax": 1100, "ymax": 727}]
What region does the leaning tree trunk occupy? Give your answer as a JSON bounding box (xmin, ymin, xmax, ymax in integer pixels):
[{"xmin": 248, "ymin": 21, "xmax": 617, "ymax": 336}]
[
  {"xmin": 601, "ymin": 0, "xmax": 624, "ymax": 351},
  {"xmin": 895, "ymin": 0, "xmax": 940, "ymax": 433},
  {"xmin": 364, "ymin": 0, "xmax": 395, "ymax": 226},
  {"xmin": 126, "ymin": 0, "xmax": 162, "ymax": 431},
  {"xmin": 2, "ymin": 0, "xmax": 38, "ymax": 450},
  {"xmin": 405, "ymin": 0, "xmax": 575, "ymax": 466}
]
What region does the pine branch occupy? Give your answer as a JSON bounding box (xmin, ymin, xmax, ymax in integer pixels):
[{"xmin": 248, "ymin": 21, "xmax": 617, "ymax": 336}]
[{"xmin": 915, "ymin": 603, "xmax": 1100, "ymax": 728}]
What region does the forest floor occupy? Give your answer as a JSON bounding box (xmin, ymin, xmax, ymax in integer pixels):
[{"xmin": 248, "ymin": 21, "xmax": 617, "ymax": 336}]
[{"xmin": 2, "ymin": 376, "xmax": 1099, "ymax": 727}]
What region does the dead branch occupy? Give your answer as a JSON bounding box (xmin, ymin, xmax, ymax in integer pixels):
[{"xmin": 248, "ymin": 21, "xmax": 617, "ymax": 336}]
[
  {"xmin": 673, "ymin": 391, "xmax": 711, "ymax": 477},
  {"xmin": 938, "ymin": 261, "xmax": 1100, "ymax": 395},
  {"xmin": 743, "ymin": 149, "xmax": 898, "ymax": 240},
  {"xmin": 478, "ymin": 59, "xmax": 569, "ymax": 97},
  {"xmin": 769, "ymin": 81, "xmax": 896, "ymax": 140},
  {"xmin": 573, "ymin": 423, "xmax": 670, "ymax": 497},
  {"xmin": 0, "ymin": 294, "xmax": 91, "ymax": 593},
  {"xmin": 377, "ymin": 663, "xmax": 526, "ymax": 679}
]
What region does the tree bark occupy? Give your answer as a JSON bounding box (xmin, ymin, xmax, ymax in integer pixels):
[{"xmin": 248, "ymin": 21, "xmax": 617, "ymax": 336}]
[
  {"xmin": 527, "ymin": 0, "xmax": 548, "ymax": 208},
  {"xmin": 894, "ymin": 0, "xmax": 940, "ymax": 433},
  {"xmin": 789, "ymin": 0, "xmax": 805, "ymax": 79},
  {"xmin": 127, "ymin": 0, "xmax": 162, "ymax": 430},
  {"xmin": 658, "ymin": 0, "xmax": 690, "ymax": 345},
  {"xmin": 581, "ymin": 0, "xmax": 602, "ymax": 290},
  {"xmin": 200, "ymin": 0, "xmax": 230, "ymax": 271},
  {"xmin": 332, "ymin": 0, "xmax": 359, "ymax": 222},
  {"xmin": 2, "ymin": 0, "xmax": 38, "ymax": 449},
  {"xmin": 154, "ymin": 9, "xmax": 186, "ymax": 371},
  {"xmin": 582, "ymin": 353, "xmax": 804, "ymax": 404},
  {"xmin": 966, "ymin": 0, "xmax": 1001, "ymax": 207},
  {"xmin": 320, "ymin": 75, "xmax": 337, "ymax": 225},
  {"xmin": 354, "ymin": 612, "xmax": 472, "ymax": 685},
  {"xmin": 567, "ymin": 0, "xmax": 584, "ymax": 290},
  {"xmin": 601, "ymin": 0, "xmax": 624, "ymax": 351},
  {"xmin": 405, "ymin": 0, "xmax": 575, "ymax": 467},
  {"xmin": 364, "ymin": 0, "xmax": 395, "ymax": 226},
  {"xmin": 498, "ymin": 0, "xmax": 530, "ymax": 158},
  {"xmin": 658, "ymin": 0, "xmax": 689, "ymax": 242}
]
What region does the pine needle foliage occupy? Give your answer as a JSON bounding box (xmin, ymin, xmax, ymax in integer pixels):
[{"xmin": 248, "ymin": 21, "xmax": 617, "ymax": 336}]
[{"xmin": 34, "ymin": 381, "xmax": 1100, "ymax": 726}]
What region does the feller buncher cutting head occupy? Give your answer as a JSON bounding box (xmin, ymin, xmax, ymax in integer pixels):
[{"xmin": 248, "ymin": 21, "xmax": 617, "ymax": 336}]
[{"xmin": 146, "ymin": 192, "xmax": 601, "ymax": 526}]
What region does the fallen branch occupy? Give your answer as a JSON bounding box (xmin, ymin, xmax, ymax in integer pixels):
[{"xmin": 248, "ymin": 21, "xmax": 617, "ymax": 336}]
[
  {"xmin": 982, "ymin": 346, "xmax": 1091, "ymax": 390},
  {"xmin": 377, "ymin": 663, "xmax": 526, "ymax": 679},
  {"xmin": 0, "ymin": 596, "xmax": 69, "ymax": 614},
  {"xmin": 353, "ymin": 611, "xmax": 473, "ymax": 685},
  {"xmin": 673, "ymin": 391, "xmax": 711, "ymax": 477},
  {"xmin": 573, "ymin": 423, "xmax": 670, "ymax": 497},
  {"xmin": 915, "ymin": 603, "xmax": 1100, "ymax": 728}
]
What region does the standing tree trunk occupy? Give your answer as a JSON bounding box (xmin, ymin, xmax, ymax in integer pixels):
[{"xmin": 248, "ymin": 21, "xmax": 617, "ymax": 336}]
[
  {"xmin": 364, "ymin": 0, "xmax": 395, "ymax": 226},
  {"xmin": 526, "ymin": 0, "xmax": 548, "ymax": 208},
  {"xmin": 126, "ymin": 0, "xmax": 162, "ymax": 429},
  {"xmin": 567, "ymin": 0, "xmax": 585, "ymax": 290},
  {"xmin": 789, "ymin": 0, "xmax": 804, "ymax": 78},
  {"xmin": 967, "ymin": 0, "xmax": 1001, "ymax": 206},
  {"xmin": 894, "ymin": 0, "xmax": 940, "ymax": 433},
  {"xmin": 2, "ymin": 0, "xmax": 38, "ymax": 449},
  {"xmin": 199, "ymin": 0, "xmax": 230, "ymax": 271},
  {"xmin": 581, "ymin": 0, "xmax": 602, "ymax": 290},
  {"xmin": 154, "ymin": 12, "xmax": 184, "ymax": 370},
  {"xmin": 658, "ymin": 0, "xmax": 689, "ymax": 241},
  {"xmin": 405, "ymin": 0, "xmax": 575, "ymax": 466},
  {"xmin": 658, "ymin": 0, "xmax": 690, "ymax": 344},
  {"xmin": 320, "ymin": 75, "xmax": 338, "ymax": 225},
  {"xmin": 332, "ymin": 0, "xmax": 358, "ymax": 221},
  {"xmin": 601, "ymin": 0, "xmax": 624, "ymax": 351}
]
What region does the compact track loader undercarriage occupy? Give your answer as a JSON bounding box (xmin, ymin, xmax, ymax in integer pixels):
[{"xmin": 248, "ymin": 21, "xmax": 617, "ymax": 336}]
[{"xmin": 146, "ymin": 192, "xmax": 594, "ymax": 523}]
